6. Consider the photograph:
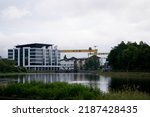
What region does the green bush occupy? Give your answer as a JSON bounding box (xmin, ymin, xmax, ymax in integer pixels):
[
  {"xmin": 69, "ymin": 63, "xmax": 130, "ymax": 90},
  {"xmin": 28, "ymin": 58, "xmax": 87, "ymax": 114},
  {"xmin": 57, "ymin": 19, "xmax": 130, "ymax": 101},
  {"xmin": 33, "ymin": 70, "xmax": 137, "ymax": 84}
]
[
  {"xmin": 0, "ymin": 82, "xmax": 150, "ymax": 100},
  {"xmin": 0, "ymin": 82, "xmax": 101, "ymax": 100},
  {"xmin": 0, "ymin": 59, "xmax": 27, "ymax": 73}
]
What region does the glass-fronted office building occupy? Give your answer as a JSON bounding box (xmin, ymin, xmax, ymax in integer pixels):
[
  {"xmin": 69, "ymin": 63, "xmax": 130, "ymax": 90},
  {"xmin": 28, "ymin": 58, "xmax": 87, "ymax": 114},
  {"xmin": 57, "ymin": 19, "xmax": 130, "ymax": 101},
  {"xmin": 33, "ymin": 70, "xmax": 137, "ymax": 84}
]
[{"xmin": 8, "ymin": 43, "xmax": 60, "ymax": 71}]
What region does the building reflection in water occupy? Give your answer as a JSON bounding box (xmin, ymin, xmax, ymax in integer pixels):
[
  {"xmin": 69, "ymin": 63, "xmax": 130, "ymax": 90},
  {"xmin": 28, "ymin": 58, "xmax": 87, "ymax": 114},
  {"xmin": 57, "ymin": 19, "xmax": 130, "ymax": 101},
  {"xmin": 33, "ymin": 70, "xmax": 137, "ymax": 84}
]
[
  {"xmin": 98, "ymin": 76, "xmax": 111, "ymax": 93},
  {"xmin": 17, "ymin": 73, "xmax": 111, "ymax": 93}
]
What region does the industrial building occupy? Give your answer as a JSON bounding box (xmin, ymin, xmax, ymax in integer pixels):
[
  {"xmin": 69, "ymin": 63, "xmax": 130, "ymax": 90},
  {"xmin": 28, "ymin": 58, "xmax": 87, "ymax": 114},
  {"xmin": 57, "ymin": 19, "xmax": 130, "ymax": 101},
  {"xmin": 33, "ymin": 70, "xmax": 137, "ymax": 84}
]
[{"xmin": 8, "ymin": 43, "xmax": 61, "ymax": 71}]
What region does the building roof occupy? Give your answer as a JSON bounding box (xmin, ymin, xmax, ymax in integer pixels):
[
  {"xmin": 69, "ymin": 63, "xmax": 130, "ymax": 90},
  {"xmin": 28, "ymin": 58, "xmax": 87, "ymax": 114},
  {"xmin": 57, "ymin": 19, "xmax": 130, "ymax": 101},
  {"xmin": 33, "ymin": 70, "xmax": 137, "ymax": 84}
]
[
  {"xmin": 16, "ymin": 43, "xmax": 53, "ymax": 48},
  {"xmin": 60, "ymin": 57, "xmax": 88, "ymax": 61}
]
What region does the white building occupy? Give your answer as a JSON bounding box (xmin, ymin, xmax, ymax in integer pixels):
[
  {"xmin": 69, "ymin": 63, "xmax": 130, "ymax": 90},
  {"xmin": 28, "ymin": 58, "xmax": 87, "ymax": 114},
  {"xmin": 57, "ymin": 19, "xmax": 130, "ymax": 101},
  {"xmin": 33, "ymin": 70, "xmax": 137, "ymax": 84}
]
[
  {"xmin": 60, "ymin": 60, "xmax": 74, "ymax": 70},
  {"xmin": 60, "ymin": 57, "xmax": 87, "ymax": 71},
  {"xmin": 8, "ymin": 43, "xmax": 61, "ymax": 71}
]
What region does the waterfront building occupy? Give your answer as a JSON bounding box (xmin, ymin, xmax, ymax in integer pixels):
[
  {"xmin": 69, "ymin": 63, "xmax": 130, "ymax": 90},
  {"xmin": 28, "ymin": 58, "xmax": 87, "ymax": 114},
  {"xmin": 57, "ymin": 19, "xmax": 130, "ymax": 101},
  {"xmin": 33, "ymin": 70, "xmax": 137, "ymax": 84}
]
[
  {"xmin": 76, "ymin": 58, "xmax": 87, "ymax": 70},
  {"xmin": 8, "ymin": 43, "xmax": 60, "ymax": 71},
  {"xmin": 60, "ymin": 57, "xmax": 87, "ymax": 71},
  {"xmin": 60, "ymin": 57, "xmax": 76, "ymax": 71},
  {"xmin": 60, "ymin": 60, "xmax": 75, "ymax": 71}
]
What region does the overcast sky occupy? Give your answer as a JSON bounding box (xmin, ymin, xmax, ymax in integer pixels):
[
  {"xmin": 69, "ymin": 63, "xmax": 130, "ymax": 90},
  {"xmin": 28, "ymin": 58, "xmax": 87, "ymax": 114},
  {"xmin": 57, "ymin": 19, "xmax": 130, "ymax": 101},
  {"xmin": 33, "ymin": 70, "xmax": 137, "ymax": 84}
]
[{"xmin": 0, "ymin": 0, "xmax": 150, "ymax": 58}]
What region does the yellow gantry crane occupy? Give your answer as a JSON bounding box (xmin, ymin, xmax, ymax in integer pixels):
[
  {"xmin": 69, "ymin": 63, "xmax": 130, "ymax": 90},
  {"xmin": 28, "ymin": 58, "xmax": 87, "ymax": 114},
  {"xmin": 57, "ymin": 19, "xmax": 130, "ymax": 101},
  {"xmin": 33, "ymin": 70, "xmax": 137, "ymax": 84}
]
[
  {"xmin": 59, "ymin": 48, "xmax": 109, "ymax": 56},
  {"xmin": 59, "ymin": 49, "xmax": 97, "ymax": 53}
]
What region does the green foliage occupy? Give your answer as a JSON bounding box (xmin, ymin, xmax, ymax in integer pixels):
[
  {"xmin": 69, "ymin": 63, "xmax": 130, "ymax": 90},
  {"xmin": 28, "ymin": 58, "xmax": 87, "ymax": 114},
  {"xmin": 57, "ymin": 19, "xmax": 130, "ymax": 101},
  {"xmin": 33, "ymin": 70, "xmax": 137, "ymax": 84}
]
[
  {"xmin": 85, "ymin": 55, "xmax": 100, "ymax": 70},
  {"xmin": 0, "ymin": 82, "xmax": 101, "ymax": 100},
  {"xmin": 0, "ymin": 82, "xmax": 149, "ymax": 100},
  {"xmin": 107, "ymin": 41, "xmax": 150, "ymax": 71},
  {"xmin": 0, "ymin": 59, "xmax": 27, "ymax": 73},
  {"xmin": 97, "ymin": 71, "xmax": 150, "ymax": 79},
  {"xmin": 101, "ymin": 90, "xmax": 150, "ymax": 100}
]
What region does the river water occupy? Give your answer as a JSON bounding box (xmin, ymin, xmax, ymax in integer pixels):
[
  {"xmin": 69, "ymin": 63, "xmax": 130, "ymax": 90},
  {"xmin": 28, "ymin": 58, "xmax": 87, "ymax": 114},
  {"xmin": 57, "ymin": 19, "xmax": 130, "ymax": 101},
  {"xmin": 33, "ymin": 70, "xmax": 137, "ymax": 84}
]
[{"xmin": 0, "ymin": 73, "xmax": 150, "ymax": 93}]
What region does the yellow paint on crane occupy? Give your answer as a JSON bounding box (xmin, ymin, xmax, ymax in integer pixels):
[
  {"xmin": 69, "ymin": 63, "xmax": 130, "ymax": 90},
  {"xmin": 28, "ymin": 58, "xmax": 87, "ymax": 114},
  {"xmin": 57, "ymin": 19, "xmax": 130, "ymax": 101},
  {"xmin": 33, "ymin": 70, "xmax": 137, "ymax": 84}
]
[
  {"xmin": 59, "ymin": 49, "xmax": 97, "ymax": 53},
  {"xmin": 59, "ymin": 49, "xmax": 109, "ymax": 56}
]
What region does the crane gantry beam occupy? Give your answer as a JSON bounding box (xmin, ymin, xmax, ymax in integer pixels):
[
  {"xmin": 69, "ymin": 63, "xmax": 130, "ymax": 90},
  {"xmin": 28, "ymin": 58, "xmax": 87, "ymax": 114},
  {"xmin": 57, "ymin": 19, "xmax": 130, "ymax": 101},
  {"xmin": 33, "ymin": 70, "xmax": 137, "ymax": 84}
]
[
  {"xmin": 59, "ymin": 49, "xmax": 97, "ymax": 53},
  {"xmin": 59, "ymin": 49, "xmax": 109, "ymax": 56}
]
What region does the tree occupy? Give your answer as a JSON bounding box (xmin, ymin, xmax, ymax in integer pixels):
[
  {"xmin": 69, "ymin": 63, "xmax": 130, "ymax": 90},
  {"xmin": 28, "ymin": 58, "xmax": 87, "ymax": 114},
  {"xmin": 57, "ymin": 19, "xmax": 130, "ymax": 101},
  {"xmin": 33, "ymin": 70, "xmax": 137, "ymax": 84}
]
[
  {"xmin": 107, "ymin": 41, "xmax": 127, "ymax": 70},
  {"xmin": 63, "ymin": 55, "xmax": 67, "ymax": 60},
  {"xmin": 0, "ymin": 59, "xmax": 27, "ymax": 73},
  {"xmin": 107, "ymin": 41, "xmax": 150, "ymax": 71},
  {"xmin": 85, "ymin": 55, "xmax": 100, "ymax": 70},
  {"xmin": 122, "ymin": 45, "xmax": 138, "ymax": 71}
]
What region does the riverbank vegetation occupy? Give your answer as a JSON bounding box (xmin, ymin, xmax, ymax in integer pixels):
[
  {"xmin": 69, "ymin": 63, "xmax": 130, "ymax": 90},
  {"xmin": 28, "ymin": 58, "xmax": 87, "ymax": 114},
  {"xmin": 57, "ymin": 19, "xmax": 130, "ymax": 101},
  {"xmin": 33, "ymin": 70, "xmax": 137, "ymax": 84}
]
[
  {"xmin": 107, "ymin": 41, "xmax": 150, "ymax": 72},
  {"xmin": 0, "ymin": 82, "xmax": 100, "ymax": 100},
  {"xmin": 0, "ymin": 59, "xmax": 27, "ymax": 73},
  {"xmin": 97, "ymin": 71, "xmax": 150, "ymax": 78},
  {"xmin": 0, "ymin": 82, "xmax": 149, "ymax": 100}
]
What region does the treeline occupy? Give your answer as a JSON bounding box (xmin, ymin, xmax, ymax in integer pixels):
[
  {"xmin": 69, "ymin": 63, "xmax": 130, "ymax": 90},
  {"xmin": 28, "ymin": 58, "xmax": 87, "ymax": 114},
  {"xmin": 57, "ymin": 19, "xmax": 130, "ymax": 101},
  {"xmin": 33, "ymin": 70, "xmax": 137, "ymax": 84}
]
[
  {"xmin": 0, "ymin": 59, "xmax": 27, "ymax": 73},
  {"xmin": 107, "ymin": 41, "xmax": 150, "ymax": 71},
  {"xmin": 84, "ymin": 55, "xmax": 100, "ymax": 70}
]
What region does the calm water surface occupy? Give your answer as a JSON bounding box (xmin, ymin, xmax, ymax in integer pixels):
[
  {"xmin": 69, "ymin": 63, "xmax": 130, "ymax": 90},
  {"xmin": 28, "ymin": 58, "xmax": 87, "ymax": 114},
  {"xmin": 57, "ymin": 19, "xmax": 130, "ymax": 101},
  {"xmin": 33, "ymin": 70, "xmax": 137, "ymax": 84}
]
[{"xmin": 0, "ymin": 73, "xmax": 150, "ymax": 93}]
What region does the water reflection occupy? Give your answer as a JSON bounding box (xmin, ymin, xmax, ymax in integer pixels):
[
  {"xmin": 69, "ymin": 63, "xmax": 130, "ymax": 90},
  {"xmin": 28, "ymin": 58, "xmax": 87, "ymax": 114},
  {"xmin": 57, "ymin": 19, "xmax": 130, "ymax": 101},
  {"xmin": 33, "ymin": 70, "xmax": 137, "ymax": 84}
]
[
  {"xmin": 98, "ymin": 76, "xmax": 111, "ymax": 93},
  {"xmin": 0, "ymin": 73, "xmax": 111, "ymax": 93},
  {"xmin": 1, "ymin": 73, "xmax": 150, "ymax": 93}
]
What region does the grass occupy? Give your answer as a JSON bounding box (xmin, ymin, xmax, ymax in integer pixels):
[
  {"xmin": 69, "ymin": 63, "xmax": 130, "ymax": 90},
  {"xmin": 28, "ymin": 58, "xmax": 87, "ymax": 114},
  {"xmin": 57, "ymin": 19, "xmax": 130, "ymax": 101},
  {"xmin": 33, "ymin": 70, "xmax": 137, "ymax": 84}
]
[
  {"xmin": 96, "ymin": 71, "xmax": 150, "ymax": 79},
  {"xmin": 0, "ymin": 82, "xmax": 100, "ymax": 100},
  {"xmin": 0, "ymin": 82, "xmax": 150, "ymax": 100},
  {"xmin": 102, "ymin": 88, "xmax": 150, "ymax": 100},
  {"xmin": 0, "ymin": 72, "xmax": 52, "ymax": 77},
  {"xmin": 0, "ymin": 73, "xmax": 28, "ymax": 77}
]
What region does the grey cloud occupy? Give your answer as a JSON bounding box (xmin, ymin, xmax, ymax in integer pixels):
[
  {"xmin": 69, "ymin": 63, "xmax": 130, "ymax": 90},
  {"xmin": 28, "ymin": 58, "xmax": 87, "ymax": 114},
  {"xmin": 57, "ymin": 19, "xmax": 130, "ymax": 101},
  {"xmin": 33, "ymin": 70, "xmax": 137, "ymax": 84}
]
[
  {"xmin": 1, "ymin": 6, "xmax": 31, "ymax": 20},
  {"xmin": 1, "ymin": 0, "xmax": 150, "ymax": 58}
]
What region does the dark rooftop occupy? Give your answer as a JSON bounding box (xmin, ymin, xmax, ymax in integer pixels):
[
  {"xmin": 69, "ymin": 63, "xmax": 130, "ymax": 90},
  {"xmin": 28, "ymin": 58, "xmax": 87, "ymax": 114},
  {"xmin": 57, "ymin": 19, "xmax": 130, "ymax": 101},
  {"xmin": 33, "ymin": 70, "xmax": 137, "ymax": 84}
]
[
  {"xmin": 16, "ymin": 43, "xmax": 53, "ymax": 48},
  {"xmin": 60, "ymin": 57, "xmax": 88, "ymax": 61}
]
